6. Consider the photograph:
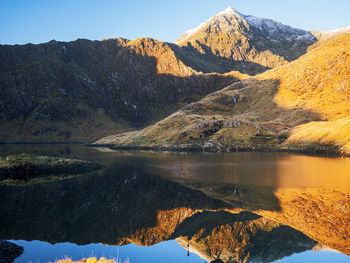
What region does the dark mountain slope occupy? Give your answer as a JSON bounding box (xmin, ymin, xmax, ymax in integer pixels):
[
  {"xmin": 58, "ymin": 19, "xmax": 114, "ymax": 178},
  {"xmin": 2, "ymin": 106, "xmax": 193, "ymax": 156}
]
[{"xmin": 0, "ymin": 38, "xmax": 242, "ymax": 141}]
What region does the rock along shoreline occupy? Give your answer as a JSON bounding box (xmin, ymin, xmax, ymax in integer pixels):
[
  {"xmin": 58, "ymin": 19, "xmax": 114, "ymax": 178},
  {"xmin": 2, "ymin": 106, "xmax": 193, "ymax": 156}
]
[{"xmin": 87, "ymin": 142, "xmax": 349, "ymax": 157}]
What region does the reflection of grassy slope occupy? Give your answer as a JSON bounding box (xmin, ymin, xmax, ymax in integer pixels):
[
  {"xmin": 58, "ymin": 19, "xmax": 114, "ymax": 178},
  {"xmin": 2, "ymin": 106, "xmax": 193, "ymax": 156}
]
[
  {"xmin": 257, "ymin": 188, "xmax": 350, "ymax": 256},
  {"xmin": 1, "ymin": 163, "xmax": 349, "ymax": 256},
  {"xmin": 0, "ymin": 240, "xmax": 23, "ymax": 263},
  {"xmin": 97, "ymin": 34, "xmax": 350, "ymax": 155},
  {"xmin": 183, "ymin": 182, "xmax": 280, "ymax": 211},
  {"xmin": 171, "ymin": 211, "xmax": 261, "ymax": 240},
  {"xmin": 189, "ymin": 185, "xmax": 350, "ymax": 256},
  {"xmin": 175, "ymin": 211, "xmax": 316, "ymax": 263},
  {"xmin": 166, "ymin": 175, "xmax": 350, "ymax": 255},
  {"xmin": 0, "ymin": 166, "xmax": 230, "ymax": 245}
]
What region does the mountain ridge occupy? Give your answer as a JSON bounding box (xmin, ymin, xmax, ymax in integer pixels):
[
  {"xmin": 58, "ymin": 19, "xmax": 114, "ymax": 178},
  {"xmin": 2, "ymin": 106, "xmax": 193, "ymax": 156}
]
[{"xmin": 312, "ymin": 26, "xmax": 350, "ymax": 41}]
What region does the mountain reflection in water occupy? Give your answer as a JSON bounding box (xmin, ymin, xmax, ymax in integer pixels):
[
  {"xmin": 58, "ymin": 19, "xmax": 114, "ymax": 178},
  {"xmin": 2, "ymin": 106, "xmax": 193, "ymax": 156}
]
[{"xmin": 0, "ymin": 145, "xmax": 349, "ymax": 263}]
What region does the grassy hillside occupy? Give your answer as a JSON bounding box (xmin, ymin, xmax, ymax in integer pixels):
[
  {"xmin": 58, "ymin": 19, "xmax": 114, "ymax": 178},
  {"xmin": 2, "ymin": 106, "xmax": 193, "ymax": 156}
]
[
  {"xmin": 96, "ymin": 34, "xmax": 350, "ymax": 155},
  {"xmin": 0, "ymin": 38, "xmax": 245, "ymax": 142},
  {"xmin": 259, "ymin": 33, "xmax": 350, "ymax": 152}
]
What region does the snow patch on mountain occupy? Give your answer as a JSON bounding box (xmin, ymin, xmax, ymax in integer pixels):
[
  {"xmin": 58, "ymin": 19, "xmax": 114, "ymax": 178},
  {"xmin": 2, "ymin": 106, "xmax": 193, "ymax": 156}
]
[
  {"xmin": 312, "ymin": 26, "xmax": 350, "ymax": 41},
  {"xmin": 217, "ymin": 6, "xmax": 240, "ymax": 16},
  {"xmin": 176, "ymin": 22, "xmax": 207, "ymax": 44},
  {"xmin": 176, "ymin": 6, "xmax": 315, "ymax": 44}
]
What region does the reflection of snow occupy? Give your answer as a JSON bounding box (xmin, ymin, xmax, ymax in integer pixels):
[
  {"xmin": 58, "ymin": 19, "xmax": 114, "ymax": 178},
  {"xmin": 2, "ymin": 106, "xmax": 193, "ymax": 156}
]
[{"xmin": 312, "ymin": 243, "xmax": 342, "ymax": 253}]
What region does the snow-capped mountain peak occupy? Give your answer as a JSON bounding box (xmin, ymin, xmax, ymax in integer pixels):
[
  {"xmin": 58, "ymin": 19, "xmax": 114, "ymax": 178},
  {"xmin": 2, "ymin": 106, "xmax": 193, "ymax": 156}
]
[
  {"xmin": 175, "ymin": 7, "xmax": 244, "ymax": 44},
  {"xmin": 176, "ymin": 7, "xmax": 315, "ymax": 44},
  {"xmin": 175, "ymin": 7, "xmax": 317, "ymax": 71},
  {"xmin": 217, "ymin": 6, "xmax": 240, "ymax": 16}
]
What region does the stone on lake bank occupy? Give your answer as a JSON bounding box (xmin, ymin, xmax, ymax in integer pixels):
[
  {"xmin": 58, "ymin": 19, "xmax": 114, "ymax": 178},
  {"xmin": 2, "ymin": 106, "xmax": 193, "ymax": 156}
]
[
  {"xmin": 0, "ymin": 240, "xmax": 23, "ymax": 263},
  {"xmin": 0, "ymin": 153, "xmax": 102, "ymax": 180}
]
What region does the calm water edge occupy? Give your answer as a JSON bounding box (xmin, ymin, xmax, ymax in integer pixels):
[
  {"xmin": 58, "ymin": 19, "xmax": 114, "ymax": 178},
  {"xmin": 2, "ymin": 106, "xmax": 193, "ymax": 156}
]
[{"xmin": 0, "ymin": 144, "xmax": 349, "ymax": 263}]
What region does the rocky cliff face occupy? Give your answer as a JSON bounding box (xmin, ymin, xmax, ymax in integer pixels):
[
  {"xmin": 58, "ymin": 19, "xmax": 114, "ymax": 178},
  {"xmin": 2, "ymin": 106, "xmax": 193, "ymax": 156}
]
[
  {"xmin": 0, "ymin": 38, "xmax": 241, "ymax": 141},
  {"xmin": 176, "ymin": 7, "xmax": 316, "ymax": 71}
]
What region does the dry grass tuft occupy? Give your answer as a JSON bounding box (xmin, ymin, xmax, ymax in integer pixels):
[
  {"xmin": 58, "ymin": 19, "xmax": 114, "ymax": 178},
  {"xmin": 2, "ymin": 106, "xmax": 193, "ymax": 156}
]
[{"xmin": 55, "ymin": 257, "xmax": 130, "ymax": 263}]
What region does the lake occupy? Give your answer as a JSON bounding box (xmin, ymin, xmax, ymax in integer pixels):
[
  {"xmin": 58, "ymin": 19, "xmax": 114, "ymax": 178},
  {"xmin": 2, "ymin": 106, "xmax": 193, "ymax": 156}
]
[{"xmin": 0, "ymin": 144, "xmax": 349, "ymax": 263}]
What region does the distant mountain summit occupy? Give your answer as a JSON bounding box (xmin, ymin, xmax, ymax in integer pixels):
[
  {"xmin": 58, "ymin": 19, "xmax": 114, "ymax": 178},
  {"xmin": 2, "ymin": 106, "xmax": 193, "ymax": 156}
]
[
  {"xmin": 312, "ymin": 25, "xmax": 350, "ymax": 41},
  {"xmin": 176, "ymin": 7, "xmax": 317, "ymax": 69}
]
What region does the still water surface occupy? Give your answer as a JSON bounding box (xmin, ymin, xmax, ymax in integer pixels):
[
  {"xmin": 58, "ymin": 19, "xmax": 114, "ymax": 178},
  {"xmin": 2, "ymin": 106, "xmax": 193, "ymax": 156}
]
[{"xmin": 0, "ymin": 144, "xmax": 349, "ymax": 263}]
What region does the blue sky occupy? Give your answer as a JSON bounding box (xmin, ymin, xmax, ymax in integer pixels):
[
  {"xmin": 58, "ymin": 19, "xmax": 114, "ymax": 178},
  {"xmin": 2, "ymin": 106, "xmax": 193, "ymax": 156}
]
[{"xmin": 0, "ymin": 0, "xmax": 349, "ymax": 45}]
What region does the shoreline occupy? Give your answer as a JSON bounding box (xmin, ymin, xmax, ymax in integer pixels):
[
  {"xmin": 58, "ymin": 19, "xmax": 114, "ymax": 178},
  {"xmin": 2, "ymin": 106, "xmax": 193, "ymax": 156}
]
[
  {"xmin": 87, "ymin": 143, "xmax": 349, "ymax": 158},
  {"xmin": 0, "ymin": 141, "xmax": 348, "ymax": 158},
  {"xmin": 0, "ymin": 141, "xmax": 87, "ymax": 145},
  {"xmin": 0, "ymin": 153, "xmax": 103, "ymax": 180}
]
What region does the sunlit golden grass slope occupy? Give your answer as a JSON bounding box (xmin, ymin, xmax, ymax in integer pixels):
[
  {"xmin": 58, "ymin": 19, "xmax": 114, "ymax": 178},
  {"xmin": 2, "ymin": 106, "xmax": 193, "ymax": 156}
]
[
  {"xmin": 287, "ymin": 118, "xmax": 350, "ymax": 150},
  {"xmin": 259, "ymin": 33, "xmax": 350, "ymax": 120},
  {"xmin": 258, "ymin": 33, "xmax": 350, "ymax": 152}
]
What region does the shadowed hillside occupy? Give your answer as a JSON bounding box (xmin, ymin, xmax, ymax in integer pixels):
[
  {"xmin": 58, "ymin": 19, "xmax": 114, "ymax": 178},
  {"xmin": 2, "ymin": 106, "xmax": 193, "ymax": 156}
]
[{"xmin": 0, "ymin": 38, "xmax": 244, "ymax": 141}]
